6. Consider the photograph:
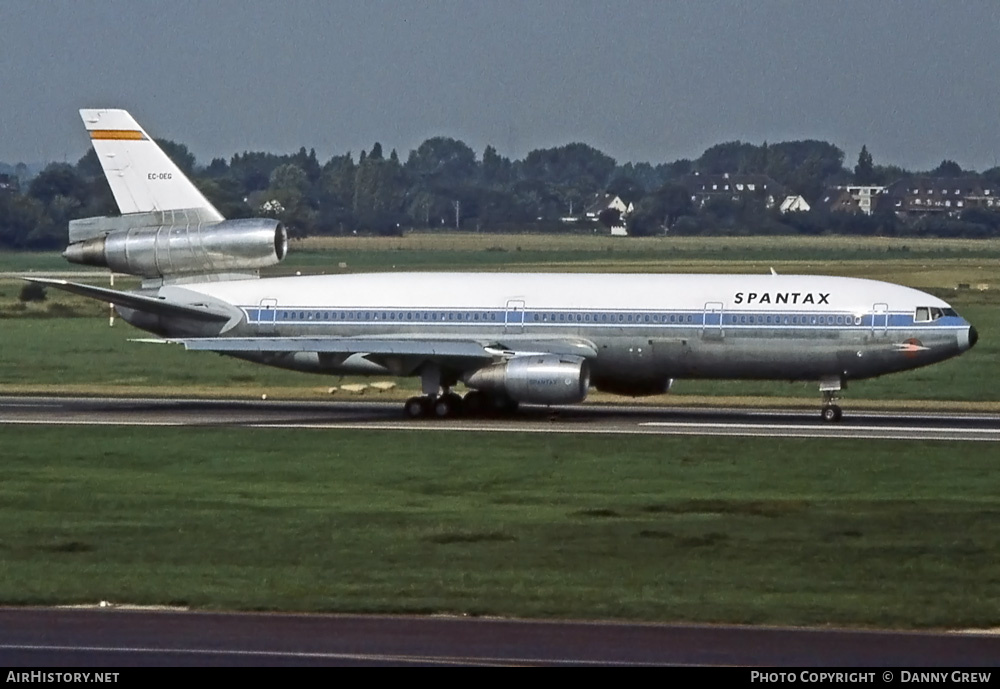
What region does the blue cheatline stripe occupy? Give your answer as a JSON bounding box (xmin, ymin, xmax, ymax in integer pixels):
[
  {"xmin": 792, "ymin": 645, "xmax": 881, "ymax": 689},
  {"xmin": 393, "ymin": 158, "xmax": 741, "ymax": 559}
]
[{"xmin": 241, "ymin": 307, "xmax": 966, "ymax": 330}]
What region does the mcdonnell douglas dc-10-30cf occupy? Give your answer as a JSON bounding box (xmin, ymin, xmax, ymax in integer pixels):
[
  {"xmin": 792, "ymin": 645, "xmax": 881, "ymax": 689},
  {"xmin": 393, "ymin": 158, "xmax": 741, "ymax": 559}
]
[{"xmin": 27, "ymin": 110, "xmax": 978, "ymax": 421}]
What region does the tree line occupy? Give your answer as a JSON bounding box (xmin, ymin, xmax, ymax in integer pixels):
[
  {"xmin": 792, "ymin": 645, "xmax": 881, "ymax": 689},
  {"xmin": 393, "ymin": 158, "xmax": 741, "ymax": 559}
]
[{"xmin": 2, "ymin": 136, "xmax": 1000, "ymax": 249}]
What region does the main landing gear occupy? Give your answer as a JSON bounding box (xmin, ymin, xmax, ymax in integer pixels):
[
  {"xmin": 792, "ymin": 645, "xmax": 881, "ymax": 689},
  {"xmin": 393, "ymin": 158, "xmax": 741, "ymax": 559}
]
[
  {"xmin": 819, "ymin": 376, "xmax": 844, "ymax": 423},
  {"xmin": 403, "ymin": 363, "xmax": 518, "ymax": 419},
  {"xmin": 403, "ymin": 391, "xmax": 519, "ymax": 419}
]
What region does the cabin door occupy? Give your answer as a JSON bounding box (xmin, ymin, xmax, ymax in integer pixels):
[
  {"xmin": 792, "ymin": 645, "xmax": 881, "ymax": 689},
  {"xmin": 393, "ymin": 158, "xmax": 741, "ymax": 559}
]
[
  {"xmin": 505, "ymin": 299, "xmax": 526, "ymax": 333},
  {"xmin": 871, "ymin": 303, "xmax": 888, "ymax": 337},
  {"xmin": 258, "ymin": 298, "xmax": 278, "ymax": 334},
  {"xmin": 702, "ymin": 302, "xmax": 724, "ymax": 341}
]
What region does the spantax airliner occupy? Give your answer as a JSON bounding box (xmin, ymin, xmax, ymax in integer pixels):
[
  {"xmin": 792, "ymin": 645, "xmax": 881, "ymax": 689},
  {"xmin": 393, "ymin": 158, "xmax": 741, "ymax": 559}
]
[{"xmin": 28, "ymin": 110, "xmax": 978, "ymax": 422}]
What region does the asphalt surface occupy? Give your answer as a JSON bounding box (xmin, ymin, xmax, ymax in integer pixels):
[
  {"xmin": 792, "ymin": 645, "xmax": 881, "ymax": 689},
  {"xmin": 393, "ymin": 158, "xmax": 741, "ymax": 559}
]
[
  {"xmin": 2, "ymin": 608, "xmax": 999, "ymax": 667},
  {"xmin": 0, "ymin": 396, "xmax": 998, "ymax": 441}
]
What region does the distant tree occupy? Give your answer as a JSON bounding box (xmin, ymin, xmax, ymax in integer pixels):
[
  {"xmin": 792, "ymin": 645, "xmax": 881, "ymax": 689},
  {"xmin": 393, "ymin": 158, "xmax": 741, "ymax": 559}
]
[
  {"xmin": 873, "ymin": 164, "xmax": 910, "ymax": 185},
  {"xmin": 605, "ymin": 173, "xmax": 645, "ymax": 203},
  {"xmin": 854, "ymin": 145, "xmax": 876, "ymax": 184},
  {"xmin": 292, "ymin": 147, "xmax": 321, "ymax": 184},
  {"xmin": 627, "ymin": 183, "xmax": 692, "ymax": 236},
  {"xmin": 614, "ymin": 162, "xmax": 659, "ymax": 192},
  {"xmin": 204, "ymin": 157, "xmax": 229, "ymax": 177},
  {"xmin": 0, "ymin": 192, "xmax": 47, "ymax": 248},
  {"xmin": 75, "ymin": 149, "xmax": 104, "ymax": 179},
  {"xmin": 982, "ymin": 166, "xmax": 1000, "ymax": 186},
  {"xmin": 369, "ymin": 142, "xmax": 384, "ymax": 161},
  {"xmin": 930, "ymin": 159, "xmax": 963, "ymax": 177},
  {"xmin": 696, "ymin": 141, "xmax": 758, "ymax": 174},
  {"xmin": 269, "ymin": 163, "xmax": 309, "ymax": 196},
  {"xmin": 405, "ymin": 137, "xmax": 478, "ymax": 185},
  {"xmin": 28, "ymin": 164, "xmax": 87, "ymax": 205},
  {"xmin": 521, "ymin": 143, "xmax": 616, "ymax": 192},
  {"xmin": 655, "ymin": 158, "xmax": 693, "ymax": 180},
  {"xmin": 155, "ymin": 139, "xmax": 196, "ymax": 174},
  {"xmin": 229, "ymin": 151, "xmax": 285, "ymax": 192}
]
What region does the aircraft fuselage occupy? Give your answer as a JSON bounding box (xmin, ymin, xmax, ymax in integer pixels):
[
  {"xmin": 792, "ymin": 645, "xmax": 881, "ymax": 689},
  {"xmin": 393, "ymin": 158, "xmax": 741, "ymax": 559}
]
[{"xmin": 118, "ymin": 271, "xmax": 976, "ymax": 394}]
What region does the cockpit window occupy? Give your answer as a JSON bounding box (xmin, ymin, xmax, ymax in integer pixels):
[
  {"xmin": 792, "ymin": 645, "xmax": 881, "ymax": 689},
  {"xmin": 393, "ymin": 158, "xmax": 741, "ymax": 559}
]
[{"xmin": 915, "ymin": 307, "xmax": 949, "ymax": 322}]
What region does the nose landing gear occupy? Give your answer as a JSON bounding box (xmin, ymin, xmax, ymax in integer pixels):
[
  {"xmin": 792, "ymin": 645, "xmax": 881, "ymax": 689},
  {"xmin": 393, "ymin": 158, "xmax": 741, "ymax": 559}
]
[{"xmin": 819, "ymin": 376, "xmax": 844, "ymax": 422}]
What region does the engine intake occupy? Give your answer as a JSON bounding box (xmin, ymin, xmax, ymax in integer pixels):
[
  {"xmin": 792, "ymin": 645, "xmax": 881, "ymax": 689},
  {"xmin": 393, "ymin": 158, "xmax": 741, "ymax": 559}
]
[
  {"xmin": 64, "ymin": 216, "xmax": 287, "ymax": 278},
  {"xmin": 464, "ymin": 354, "xmax": 590, "ymax": 405}
]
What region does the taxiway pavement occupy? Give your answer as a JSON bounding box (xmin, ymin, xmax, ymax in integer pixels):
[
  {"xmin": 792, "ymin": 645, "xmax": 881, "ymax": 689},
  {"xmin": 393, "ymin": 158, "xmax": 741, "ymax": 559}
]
[{"xmin": 0, "ymin": 396, "xmax": 998, "ymax": 442}]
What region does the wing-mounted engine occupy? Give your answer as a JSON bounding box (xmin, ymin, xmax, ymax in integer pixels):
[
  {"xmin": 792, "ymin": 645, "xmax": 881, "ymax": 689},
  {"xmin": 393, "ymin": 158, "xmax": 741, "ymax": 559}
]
[
  {"xmin": 463, "ymin": 354, "xmax": 590, "ymax": 405},
  {"xmin": 64, "ymin": 209, "xmax": 287, "ymax": 281}
]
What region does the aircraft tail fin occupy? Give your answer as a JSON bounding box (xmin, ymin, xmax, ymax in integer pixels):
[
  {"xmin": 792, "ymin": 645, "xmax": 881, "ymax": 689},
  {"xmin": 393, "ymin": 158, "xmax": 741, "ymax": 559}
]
[{"xmin": 79, "ymin": 109, "xmax": 223, "ymax": 221}]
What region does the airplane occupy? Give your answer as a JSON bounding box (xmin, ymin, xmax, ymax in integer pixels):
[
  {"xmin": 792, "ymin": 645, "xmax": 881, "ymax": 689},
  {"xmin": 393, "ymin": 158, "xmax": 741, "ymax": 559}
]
[{"xmin": 26, "ymin": 109, "xmax": 979, "ymax": 422}]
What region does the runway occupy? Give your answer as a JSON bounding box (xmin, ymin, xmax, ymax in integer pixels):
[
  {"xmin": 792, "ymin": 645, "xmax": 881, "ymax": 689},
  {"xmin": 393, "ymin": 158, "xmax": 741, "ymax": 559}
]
[
  {"xmin": 0, "ymin": 395, "xmax": 998, "ymax": 441},
  {"xmin": 2, "ymin": 608, "xmax": 999, "ymax": 666}
]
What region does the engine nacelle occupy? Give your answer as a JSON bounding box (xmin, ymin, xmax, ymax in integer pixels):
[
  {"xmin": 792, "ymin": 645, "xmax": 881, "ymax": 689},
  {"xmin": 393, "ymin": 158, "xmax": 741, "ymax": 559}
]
[
  {"xmin": 64, "ymin": 216, "xmax": 287, "ymax": 278},
  {"xmin": 464, "ymin": 355, "xmax": 590, "ymax": 405}
]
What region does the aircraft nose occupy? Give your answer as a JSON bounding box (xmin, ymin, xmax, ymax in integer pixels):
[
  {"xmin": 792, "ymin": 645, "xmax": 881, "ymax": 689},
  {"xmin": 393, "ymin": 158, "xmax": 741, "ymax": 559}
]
[{"xmin": 969, "ymin": 325, "xmax": 979, "ymax": 349}]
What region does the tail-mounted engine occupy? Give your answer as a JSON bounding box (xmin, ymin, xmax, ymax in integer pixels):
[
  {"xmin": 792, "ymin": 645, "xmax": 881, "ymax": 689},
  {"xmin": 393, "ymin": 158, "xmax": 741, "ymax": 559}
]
[
  {"xmin": 464, "ymin": 354, "xmax": 590, "ymax": 405},
  {"xmin": 64, "ymin": 209, "xmax": 287, "ymax": 279}
]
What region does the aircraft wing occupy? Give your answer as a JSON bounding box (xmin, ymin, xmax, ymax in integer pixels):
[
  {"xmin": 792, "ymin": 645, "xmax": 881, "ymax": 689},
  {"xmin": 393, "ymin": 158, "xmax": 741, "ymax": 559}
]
[
  {"xmin": 147, "ymin": 335, "xmax": 598, "ymax": 362},
  {"xmin": 23, "ymin": 277, "xmax": 234, "ymax": 322}
]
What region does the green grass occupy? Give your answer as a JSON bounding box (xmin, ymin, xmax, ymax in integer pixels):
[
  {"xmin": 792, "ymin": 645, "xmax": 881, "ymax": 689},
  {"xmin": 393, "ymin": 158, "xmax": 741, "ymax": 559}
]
[
  {"xmin": 0, "ymin": 426, "xmax": 998, "ymax": 628},
  {"xmin": 9, "ymin": 233, "xmax": 1000, "ymax": 276}
]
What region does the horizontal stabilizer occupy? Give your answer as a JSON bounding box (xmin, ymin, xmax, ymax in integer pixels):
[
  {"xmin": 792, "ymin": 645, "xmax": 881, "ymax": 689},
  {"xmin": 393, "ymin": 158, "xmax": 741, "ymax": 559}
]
[{"xmin": 23, "ymin": 278, "xmax": 232, "ymax": 322}]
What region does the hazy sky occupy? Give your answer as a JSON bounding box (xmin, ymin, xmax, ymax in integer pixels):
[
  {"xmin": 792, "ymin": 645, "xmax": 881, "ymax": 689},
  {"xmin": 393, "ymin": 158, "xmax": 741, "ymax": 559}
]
[{"xmin": 2, "ymin": 1, "xmax": 999, "ymax": 172}]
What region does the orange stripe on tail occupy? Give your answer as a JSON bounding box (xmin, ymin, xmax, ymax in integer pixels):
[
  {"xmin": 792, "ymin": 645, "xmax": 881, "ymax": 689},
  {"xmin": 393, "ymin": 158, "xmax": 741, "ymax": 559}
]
[{"xmin": 89, "ymin": 130, "xmax": 147, "ymax": 140}]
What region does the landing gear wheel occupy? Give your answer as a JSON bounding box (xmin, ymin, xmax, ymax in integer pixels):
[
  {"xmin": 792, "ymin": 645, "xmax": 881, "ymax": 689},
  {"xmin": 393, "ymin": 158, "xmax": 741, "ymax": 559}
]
[
  {"xmin": 404, "ymin": 396, "xmax": 429, "ymax": 419},
  {"xmin": 821, "ymin": 405, "xmax": 842, "ymax": 422},
  {"xmin": 432, "ymin": 394, "xmax": 461, "ymax": 418}
]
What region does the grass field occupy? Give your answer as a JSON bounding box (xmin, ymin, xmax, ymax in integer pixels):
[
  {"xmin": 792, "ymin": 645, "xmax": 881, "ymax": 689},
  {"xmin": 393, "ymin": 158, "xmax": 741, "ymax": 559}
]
[{"xmin": 0, "ymin": 426, "xmax": 997, "ymax": 628}]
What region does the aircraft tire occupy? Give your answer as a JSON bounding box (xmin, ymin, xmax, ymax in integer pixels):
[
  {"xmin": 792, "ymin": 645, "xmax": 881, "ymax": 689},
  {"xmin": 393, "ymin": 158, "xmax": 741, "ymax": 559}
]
[
  {"xmin": 821, "ymin": 405, "xmax": 842, "ymax": 422},
  {"xmin": 404, "ymin": 396, "xmax": 429, "ymax": 419},
  {"xmin": 432, "ymin": 395, "xmax": 460, "ymax": 419}
]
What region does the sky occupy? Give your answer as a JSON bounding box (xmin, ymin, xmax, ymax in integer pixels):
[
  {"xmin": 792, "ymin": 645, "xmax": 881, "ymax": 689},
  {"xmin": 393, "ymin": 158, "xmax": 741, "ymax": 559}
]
[{"xmin": 2, "ymin": 0, "xmax": 999, "ymax": 172}]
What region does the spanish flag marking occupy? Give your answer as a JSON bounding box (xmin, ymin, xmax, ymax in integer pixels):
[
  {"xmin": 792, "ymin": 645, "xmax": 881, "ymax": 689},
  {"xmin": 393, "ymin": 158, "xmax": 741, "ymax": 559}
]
[{"xmin": 89, "ymin": 130, "xmax": 147, "ymax": 140}]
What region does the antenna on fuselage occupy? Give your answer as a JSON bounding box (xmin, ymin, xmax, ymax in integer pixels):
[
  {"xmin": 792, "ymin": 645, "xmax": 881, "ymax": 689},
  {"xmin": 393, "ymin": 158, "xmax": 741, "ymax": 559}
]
[{"xmin": 769, "ymin": 267, "xmax": 778, "ymax": 276}]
